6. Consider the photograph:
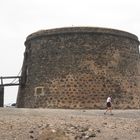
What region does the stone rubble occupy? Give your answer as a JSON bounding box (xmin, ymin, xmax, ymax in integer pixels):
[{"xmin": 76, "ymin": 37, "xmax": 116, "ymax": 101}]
[{"xmin": 0, "ymin": 108, "xmax": 140, "ymax": 140}]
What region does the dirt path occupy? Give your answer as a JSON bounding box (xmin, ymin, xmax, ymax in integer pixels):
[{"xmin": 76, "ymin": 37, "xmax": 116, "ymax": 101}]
[{"xmin": 0, "ymin": 108, "xmax": 140, "ymax": 140}]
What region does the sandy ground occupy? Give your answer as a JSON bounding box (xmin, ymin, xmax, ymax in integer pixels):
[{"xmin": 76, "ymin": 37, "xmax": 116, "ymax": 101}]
[{"xmin": 0, "ymin": 108, "xmax": 140, "ymax": 140}]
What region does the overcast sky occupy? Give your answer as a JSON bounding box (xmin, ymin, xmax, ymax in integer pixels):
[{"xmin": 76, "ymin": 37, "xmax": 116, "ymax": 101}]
[{"xmin": 0, "ymin": 0, "xmax": 140, "ymax": 104}]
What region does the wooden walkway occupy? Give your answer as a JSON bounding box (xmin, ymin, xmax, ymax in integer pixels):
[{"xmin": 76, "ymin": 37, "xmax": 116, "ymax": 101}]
[{"xmin": 0, "ymin": 76, "xmax": 21, "ymax": 107}]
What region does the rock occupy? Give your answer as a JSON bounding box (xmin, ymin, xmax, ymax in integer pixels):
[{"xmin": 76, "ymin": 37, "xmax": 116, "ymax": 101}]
[
  {"xmin": 84, "ymin": 135, "xmax": 89, "ymax": 139},
  {"xmin": 51, "ymin": 129, "xmax": 56, "ymax": 133},
  {"xmin": 96, "ymin": 129, "xmax": 101, "ymax": 133},
  {"xmin": 114, "ymin": 137, "xmax": 119, "ymax": 140},
  {"xmin": 29, "ymin": 130, "xmax": 34, "ymax": 133},
  {"xmin": 103, "ymin": 122, "xmax": 107, "ymax": 125},
  {"xmin": 85, "ymin": 131, "xmax": 96, "ymax": 138},
  {"xmin": 30, "ymin": 135, "xmax": 34, "ymax": 139},
  {"xmin": 74, "ymin": 134, "xmax": 83, "ymax": 140},
  {"xmin": 79, "ymin": 127, "xmax": 89, "ymax": 132}
]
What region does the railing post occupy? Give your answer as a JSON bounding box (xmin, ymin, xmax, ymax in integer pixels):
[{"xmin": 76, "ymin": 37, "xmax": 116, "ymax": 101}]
[
  {"xmin": 0, "ymin": 86, "xmax": 4, "ymax": 107},
  {"xmin": 0, "ymin": 77, "xmax": 3, "ymax": 85}
]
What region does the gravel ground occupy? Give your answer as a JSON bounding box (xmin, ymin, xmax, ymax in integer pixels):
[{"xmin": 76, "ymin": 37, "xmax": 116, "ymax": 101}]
[{"xmin": 0, "ymin": 108, "xmax": 140, "ymax": 140}]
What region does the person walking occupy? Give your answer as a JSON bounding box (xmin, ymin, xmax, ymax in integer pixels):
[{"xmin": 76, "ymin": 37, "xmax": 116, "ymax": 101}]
[{"xmin": 104, "ymin": 96, "xmax": 113, "ymax": 115}]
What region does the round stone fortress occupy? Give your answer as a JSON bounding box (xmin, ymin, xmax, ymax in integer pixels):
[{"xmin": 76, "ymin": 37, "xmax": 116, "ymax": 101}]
[{"xmin": 16, "ymin": 27, "xmax": 140, "ymax": 109}]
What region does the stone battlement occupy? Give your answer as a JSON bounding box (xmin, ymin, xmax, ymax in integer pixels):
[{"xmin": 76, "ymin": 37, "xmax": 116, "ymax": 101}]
[{"xmin": 25, "ymin": 27, "xmax": 139, "ymax": 43}]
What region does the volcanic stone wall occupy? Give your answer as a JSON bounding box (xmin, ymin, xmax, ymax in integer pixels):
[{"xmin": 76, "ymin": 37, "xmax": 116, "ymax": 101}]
[{"xmin": 16, "ymin": 27, "xmax": 140, "ymax": 109}]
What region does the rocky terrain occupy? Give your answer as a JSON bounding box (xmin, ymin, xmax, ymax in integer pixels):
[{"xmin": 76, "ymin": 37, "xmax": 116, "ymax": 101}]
[{"xmin": 0, "ymin": 108, "xmax": 140, "ymax": 140}]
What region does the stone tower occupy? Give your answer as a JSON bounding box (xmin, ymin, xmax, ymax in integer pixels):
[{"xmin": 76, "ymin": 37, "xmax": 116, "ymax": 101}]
[{"xmin": 16, "ymin": 27, "xmax": 140, "ymax": 109}]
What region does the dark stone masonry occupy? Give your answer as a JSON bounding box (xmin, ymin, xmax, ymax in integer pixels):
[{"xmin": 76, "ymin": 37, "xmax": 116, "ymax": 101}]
[{"xmin": 16, "ymin": 27, "xmax": 140, "ymax": 109}]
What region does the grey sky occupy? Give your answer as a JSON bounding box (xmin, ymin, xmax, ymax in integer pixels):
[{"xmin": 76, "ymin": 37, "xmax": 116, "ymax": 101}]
[{"xmin": 0, "ymin": 0, "xmax": 140, "ymax": 104}]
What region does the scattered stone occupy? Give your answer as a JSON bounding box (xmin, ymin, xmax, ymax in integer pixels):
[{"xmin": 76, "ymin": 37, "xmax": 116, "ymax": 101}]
[
  {"xmin": 37, "ymin": 128, "xmax": 69, "ymax": 140},
  {"xmin": 29, "ymin": 130, "xmax": 34, "ymax": 133},
  {"xmin": 51, "ymin": 129, "xmax": 56, "ymax": 133},
  {"xmin": 114, "ymin": 137, "xmax": 119, "ymax": 140},
  {"xmin": 84, "ymin": 135, "xmax": 89, "ymax": 139},
  {"xmin": 79, "ymin": 126, "xmax": 88, "ymax": 132},
  {"xmin": 75, "ymin": 134, "xmax": 83, "ymax": 140},
  {"xmin": 0, "ymin": 109, "xmax": 139, "ymax": 140},
  {"xmin": 10, "ymin": 125, "xmax": 13, "ymax": 129},
  {"xmin": 30, "ymin": 135, "xmax": 34, "ymax": 139},
  {"xmin": 103, "ymin": 122, "xmax": 107, "ymax": 125},
  {"xmin": 86, "ymin": 131, "xmax": 96, "ymax": 138}
]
